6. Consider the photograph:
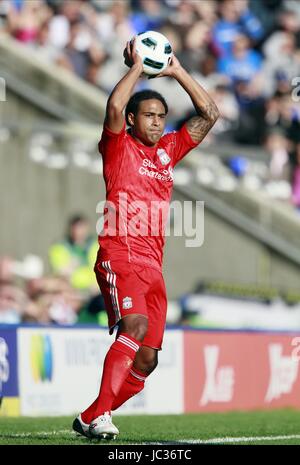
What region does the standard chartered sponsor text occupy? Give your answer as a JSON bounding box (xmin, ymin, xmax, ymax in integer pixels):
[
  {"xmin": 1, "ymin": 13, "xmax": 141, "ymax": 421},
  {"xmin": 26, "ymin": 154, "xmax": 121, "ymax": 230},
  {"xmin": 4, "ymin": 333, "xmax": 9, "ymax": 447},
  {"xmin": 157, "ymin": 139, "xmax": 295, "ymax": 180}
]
[{"xmin": 139, "ymin": 158, "xmax": 174, "ymax": 182}]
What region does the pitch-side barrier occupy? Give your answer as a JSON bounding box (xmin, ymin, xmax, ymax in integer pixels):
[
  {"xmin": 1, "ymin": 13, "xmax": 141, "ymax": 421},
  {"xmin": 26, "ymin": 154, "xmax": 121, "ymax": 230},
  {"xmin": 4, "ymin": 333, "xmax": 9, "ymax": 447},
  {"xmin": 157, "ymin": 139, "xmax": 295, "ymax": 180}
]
[{"xmin": 1, "ymin": 324, "xmax": 300, "ymax": 416}]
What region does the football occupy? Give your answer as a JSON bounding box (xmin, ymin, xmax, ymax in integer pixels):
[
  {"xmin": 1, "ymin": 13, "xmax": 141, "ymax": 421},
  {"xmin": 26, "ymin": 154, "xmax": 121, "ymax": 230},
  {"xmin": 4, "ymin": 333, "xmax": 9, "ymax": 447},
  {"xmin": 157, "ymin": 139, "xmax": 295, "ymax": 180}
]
[{"xmin": 132, "ymin": 30, "xmax": 173, "ymax": 76}]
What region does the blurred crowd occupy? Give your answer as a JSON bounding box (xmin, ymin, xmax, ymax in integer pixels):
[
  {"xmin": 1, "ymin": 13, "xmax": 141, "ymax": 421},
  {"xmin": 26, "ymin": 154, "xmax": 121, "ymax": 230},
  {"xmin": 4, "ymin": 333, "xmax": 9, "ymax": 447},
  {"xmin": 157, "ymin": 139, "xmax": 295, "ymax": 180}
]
[
  {"xmin": 1, "ymin": 0, "xmax": 300, "ymax": 326},
  {"xmin": 1, "ymin": 0, "xmax": 300, "ymax": 206},
  {"xmin": 0, "ymin": 215, "xmax": 108, "ymax": 325}
]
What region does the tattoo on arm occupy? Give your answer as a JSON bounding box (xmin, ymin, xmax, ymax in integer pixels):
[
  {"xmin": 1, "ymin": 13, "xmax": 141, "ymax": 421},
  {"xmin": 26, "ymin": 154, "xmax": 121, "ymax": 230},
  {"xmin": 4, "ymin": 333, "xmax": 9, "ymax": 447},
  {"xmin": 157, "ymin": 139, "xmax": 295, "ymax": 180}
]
[{"xmin": 186, "ymin": 104, "xmax": 219, "ymax": 143}]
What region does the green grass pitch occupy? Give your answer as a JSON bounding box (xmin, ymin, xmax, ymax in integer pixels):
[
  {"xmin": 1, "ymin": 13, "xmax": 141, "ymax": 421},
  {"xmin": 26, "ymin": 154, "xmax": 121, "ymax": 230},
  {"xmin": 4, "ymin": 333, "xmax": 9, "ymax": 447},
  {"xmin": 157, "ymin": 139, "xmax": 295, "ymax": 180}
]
[{"xmin": 1, "ymin": 410, "xmax": 300, "ymax": 445}]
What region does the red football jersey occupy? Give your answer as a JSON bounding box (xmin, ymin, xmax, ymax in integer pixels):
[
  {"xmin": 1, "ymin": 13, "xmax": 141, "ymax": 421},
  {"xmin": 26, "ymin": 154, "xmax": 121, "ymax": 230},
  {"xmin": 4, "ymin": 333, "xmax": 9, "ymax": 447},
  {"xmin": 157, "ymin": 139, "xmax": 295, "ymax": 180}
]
[{"xmin": 98, "ymin": 123, "xmax": 199, "ymax": 271}]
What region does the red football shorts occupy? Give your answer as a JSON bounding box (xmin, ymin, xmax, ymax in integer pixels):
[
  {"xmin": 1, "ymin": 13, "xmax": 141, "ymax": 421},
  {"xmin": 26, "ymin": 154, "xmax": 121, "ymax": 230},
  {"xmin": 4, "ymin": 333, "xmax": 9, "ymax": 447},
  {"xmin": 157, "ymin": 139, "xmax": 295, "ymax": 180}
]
[{"xmin": 94, "ymin": 258, "xmax": 167, "ymax": 350}]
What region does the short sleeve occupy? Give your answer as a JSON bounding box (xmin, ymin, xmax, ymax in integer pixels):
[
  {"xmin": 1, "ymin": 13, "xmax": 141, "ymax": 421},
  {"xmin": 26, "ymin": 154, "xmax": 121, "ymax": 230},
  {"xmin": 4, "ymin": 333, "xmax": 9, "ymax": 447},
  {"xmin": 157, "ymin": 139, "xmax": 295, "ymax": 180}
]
[
  {"xmin": 168, "ymin": 123, "xmax": 200, "ymax": 167},
  {"xmin": 98, "ymin": 122, "xmax": 126, "ymax": 165}
]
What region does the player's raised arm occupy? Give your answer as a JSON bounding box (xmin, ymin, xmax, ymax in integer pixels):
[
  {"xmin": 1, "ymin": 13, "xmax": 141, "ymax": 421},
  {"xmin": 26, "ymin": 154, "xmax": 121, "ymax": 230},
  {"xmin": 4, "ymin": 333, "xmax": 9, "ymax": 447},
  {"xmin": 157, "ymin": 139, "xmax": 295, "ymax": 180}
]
[
  {"xmin": 105, "ymin": 38, "xmax": 143, "ymax": 133},
  {"xmin": 157, "ymin": 56, "xmax": 220, "ymax": 144}
]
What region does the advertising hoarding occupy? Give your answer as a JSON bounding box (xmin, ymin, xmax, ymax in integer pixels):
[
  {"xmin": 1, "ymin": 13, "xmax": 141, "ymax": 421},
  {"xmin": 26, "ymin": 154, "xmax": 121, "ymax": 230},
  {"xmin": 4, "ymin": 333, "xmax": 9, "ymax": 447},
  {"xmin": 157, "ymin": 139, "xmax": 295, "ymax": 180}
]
[
  {"xmin": 184, "ymin": 331, "xmax": 300, "ymax": 412},
  {"xmin": 0, "ymin": 326, "xmax": 20, "ymax": 416}
]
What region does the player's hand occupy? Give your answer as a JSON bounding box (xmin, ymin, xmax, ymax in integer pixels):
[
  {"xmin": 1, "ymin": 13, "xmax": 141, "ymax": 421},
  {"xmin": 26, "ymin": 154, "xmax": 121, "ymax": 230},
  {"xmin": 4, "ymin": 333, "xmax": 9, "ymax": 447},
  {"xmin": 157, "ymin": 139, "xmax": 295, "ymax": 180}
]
[
  {"xmin": 148, "ymin": 55, "xmax": 182, "ymax": 79},
  {"xmin": 123, "ymin": 37, "xmax": 143, "ymax": 69}
]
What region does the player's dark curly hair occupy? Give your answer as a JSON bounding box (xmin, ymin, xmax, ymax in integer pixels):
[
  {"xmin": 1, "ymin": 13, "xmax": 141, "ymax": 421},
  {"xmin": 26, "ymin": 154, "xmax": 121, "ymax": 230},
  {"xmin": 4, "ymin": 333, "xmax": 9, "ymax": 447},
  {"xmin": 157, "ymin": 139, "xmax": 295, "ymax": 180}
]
[{"xmin": 125, "ymin": 90, "xmax": 168, "ymax": 126}]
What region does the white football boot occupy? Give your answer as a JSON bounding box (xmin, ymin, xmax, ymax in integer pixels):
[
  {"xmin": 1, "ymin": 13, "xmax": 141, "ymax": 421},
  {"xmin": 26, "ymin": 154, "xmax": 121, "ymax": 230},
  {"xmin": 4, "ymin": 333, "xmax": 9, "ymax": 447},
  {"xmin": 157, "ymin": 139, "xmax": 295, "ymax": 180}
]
[
  {"xmin": 89, "ymin": 411, "xmax": 119, "ymax": 440},
  {"xmin": 72, "ymin": 414, "xmax": 92, "ymax": 438}
]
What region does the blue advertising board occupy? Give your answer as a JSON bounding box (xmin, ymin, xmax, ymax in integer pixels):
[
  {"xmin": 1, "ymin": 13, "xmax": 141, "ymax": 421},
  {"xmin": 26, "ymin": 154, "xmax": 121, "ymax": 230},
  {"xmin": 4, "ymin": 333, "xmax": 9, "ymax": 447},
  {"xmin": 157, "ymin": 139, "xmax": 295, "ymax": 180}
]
[{"xmin": 0, "ymin": 325, "xmax": 19, "ymax": 397}]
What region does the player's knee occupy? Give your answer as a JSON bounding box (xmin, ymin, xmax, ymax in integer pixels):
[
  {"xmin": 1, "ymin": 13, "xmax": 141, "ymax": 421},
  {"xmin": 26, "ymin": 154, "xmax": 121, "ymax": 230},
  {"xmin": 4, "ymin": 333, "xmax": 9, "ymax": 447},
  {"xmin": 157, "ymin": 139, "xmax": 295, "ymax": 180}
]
[
  {"xmin": 147, "ymin": 356, "xmax": 158, "ymax": 374},
  {"xmin": 142, "ymin": 359, "xmax": 157, "ymax": 375},
  {"xmin": 136, "ymin": 350, "xmax": 158, "ymax": 375}
]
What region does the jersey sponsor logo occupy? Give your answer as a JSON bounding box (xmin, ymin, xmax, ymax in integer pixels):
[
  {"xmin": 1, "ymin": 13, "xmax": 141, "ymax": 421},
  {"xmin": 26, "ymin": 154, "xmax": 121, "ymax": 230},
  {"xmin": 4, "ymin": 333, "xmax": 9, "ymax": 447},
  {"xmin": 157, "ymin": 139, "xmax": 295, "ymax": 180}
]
[
  {"xmin": 157, "ymin": 148, "xmax": 171, "ymax": 166},
  {"xmin": 122, "ymin": 296, "xmax": 133, "ymax": 310},
  {"xmin": 142, "ymin": 158, "xmax": 157, "ymax": 169},
  {"xmin": 139, "ymin": 158, "xmax": 174, "ymax": 182}
]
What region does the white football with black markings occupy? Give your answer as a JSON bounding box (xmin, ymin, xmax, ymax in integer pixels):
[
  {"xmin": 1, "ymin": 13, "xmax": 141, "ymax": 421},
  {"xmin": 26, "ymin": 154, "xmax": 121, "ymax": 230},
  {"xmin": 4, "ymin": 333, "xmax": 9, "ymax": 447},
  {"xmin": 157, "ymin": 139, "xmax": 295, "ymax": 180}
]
[{"xmin": 132, "ymin": 30, "xmax": 173, "ymax": 76}]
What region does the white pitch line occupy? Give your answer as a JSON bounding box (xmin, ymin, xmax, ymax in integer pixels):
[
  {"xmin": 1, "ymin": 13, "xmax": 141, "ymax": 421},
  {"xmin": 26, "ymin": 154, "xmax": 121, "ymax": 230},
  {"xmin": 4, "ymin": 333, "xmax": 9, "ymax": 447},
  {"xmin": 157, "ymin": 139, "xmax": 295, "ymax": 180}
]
[
  {"xmin": 145, "ymin": 434, "xmax": 300, "ymax": 445},
  {"xmin": 2, "ymin": 430, "xmax": 72, "ymax": 438},
  {"xmin": 3, "ymin": 431, "xmax": 300, "ymax": 444}
]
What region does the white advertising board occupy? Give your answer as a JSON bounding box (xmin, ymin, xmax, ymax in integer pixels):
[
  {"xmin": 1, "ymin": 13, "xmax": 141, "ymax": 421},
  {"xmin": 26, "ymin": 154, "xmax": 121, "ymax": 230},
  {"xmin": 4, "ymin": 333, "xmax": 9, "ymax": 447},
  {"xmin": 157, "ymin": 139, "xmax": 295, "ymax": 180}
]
[
  {"xmin": 116, "ymin": 329, "xmax": 184, "ymax": 415},
  {"xmin": 17, "ymin": 327, "xmax": 183, "ymax": 416},
  {"xmin": 18, "ymin": 327, "xmax": 110, "ymax": 416}
]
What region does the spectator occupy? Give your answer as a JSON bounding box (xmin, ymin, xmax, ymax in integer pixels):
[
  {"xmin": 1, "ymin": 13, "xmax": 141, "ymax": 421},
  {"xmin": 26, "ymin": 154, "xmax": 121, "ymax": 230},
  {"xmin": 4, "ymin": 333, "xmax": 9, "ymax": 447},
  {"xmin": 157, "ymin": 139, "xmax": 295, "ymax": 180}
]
[
  {"xmin": 209, "ymin": 83, "xmax": 240, "ymax": 142},
  {"xmin": 264, "ymin": 91, "xmax": 300, "ymax": 145},
  {"xmin": 0, "ymin": 0, "xmax": 10, "ymax": 32},
  {"xmin": 217, "ymin": 33, "xmax": 265, "ymax": 145},
  {"xmin": 193, "ymin": 0, "xmax": 218, "ymax": 28},
  {"xmin": 288, "ymin": 124, "xmax": 300, "ymax": 210},
  {"xmin": 218, "ymin": 33, "xmax": 263, "ymax": 84},
  {"xmin": 262, "ymin": 32, "xmax": 300, "ymax": 98},
  {"xmin": 233, "ymin": 78, "xmax": 266, "ymax": 145},
  {"xmin": 56, "ymin": 19, "xmax": 106, "ymax": 80},
  {"xmin": 130, "ymin": 0, "xmax": 168, "ymax": 33},
  {"xmin": 0, "ymin": 257, "xmax": 32, "ymax": 323},
  {"xmin": 249, "ymin": 0, "xmax": 283, "ymax": 39},
  {"xmin": 179, "ymin": 20, "xmax": 211, "ymax": 72},
  {"xmin": 291, "ymin": 144, "xmax": 300, "ymax": 209},
  {"xmin": 94, "ymin": 0, "xmax": 135, "ymax": 49},
  {"xmin": 48, "ymin": 0, "xmax": 84, "ymax": 49},
  {"xmin": 212, "ymin": 0, "xmax": 264, "ymax": 58},
  {"xmin": 77, "ymin": 293, "xmax": 108, "ymax": 325},
  {"xmin": 95, "ymin": 1, "xmax": 136, "ymax": 92},
  {"xmin": 7, "ymin": 0, "xmax": 51, "ymax": 44},
  {"xmin": 26, "ymin": 276, "xmax": 83, "ymax": 325},
  {"xmin": 168, "ymin": 0, "xmax": 198, "ymax": 33},
  {"xmin": 48, "ymin": 214, "xmax": 98, "ymax": 295},
  {"xmin": 0, "ymin": 282, "xmax": 27, "ymax": 323},
  {"xmin": 264, "ymin": 128, "xmax": 290, "ymax": 180},
  {"xmin": 30, "ymin": 19, "xmax": 60, "ymax": 63},
  {"xmin": 0, "ymin": 253, "xmax": 92, "ymax": 325}
]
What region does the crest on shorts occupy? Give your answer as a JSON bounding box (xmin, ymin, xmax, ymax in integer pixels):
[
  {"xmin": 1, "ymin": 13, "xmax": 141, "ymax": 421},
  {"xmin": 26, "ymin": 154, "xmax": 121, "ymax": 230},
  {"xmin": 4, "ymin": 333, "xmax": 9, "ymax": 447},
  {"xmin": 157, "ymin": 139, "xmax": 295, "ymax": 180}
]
[
  {"xmin": 122, "ymin": 296, "xmax": 133, "ymax": 310},
  {"xmin": 157, "ymin": 148, "xmax": 171, "ymax": 166}
]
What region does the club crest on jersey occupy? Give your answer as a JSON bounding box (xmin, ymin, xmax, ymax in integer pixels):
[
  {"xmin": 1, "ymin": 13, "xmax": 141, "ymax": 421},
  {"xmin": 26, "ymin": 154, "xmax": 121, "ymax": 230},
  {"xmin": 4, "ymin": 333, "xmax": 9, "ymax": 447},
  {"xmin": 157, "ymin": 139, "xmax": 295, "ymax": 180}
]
[
  {"xmin": 157, "ymin": 148, "xmax": 171, "ymax": 166},
  {"xmin": 122, "ymin": 296, "xmax": 133, "ymax": 310}
]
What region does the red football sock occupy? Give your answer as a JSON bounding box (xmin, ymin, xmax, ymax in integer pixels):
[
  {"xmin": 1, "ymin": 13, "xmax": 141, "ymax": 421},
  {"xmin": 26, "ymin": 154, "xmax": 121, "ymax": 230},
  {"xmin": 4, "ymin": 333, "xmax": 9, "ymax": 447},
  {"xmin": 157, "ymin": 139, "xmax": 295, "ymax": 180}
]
[
  {"xmin": 80, "ymin": 399, "xmax": 97, "ymax": 425},
  {"xmin": 81, "ymin": 333, "xmax": 141, "ymax": 424},
  {"xmin": 112, "ymin": 367, "xmax": 147, "ymax": 411}
]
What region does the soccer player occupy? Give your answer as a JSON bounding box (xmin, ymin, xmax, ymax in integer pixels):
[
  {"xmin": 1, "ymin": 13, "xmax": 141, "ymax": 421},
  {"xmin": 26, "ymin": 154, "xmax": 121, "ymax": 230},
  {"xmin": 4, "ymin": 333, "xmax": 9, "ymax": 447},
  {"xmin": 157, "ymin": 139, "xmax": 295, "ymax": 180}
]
[{"xmin": 73, "ymin": 38, "xmax": 219, "ymax": 439}]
